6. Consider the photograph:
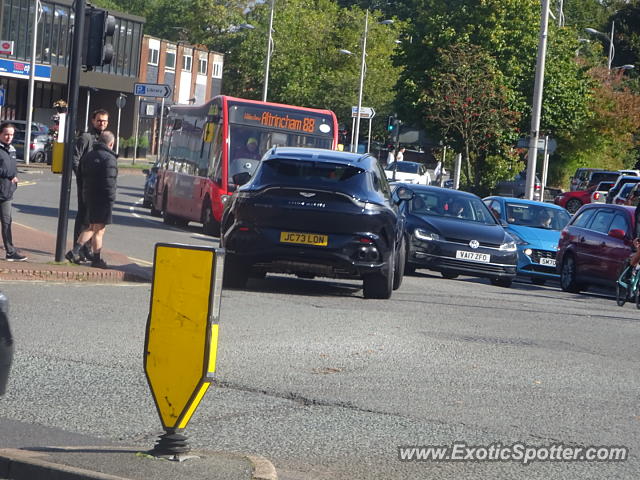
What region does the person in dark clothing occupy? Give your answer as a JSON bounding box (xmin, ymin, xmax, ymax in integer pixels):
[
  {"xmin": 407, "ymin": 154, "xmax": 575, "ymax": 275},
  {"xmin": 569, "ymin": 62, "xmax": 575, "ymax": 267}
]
[
  {"xmin": 0, "ymin": 123, "xmax": 26, "ymax": 262},
  {"xmin": 66, "ymin": 130, "xmax": 117, "ymax": 269},
  {"xmin": 72, "ymin": 109, "xmax": 109, "ymax": 261}
]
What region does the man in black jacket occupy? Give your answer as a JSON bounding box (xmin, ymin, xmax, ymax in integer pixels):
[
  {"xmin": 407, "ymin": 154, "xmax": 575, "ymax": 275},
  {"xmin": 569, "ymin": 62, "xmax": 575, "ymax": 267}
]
[
  {"xmin": 72, "ymin": 109, "xmax": 109, "ymax": 261},
  {"xmin": 0, "ymin": 123, "xmax": 26, "ymax": 262},
  {"xmin": 66, "ymin": 131, "xmax": 117, "ymax": 269}
]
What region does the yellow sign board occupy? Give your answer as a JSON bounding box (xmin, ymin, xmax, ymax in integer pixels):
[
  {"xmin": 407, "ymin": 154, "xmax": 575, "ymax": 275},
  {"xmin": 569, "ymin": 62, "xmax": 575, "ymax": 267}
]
[{"xmin": 144, "ymin": 243, "xmax": 224, "ymax": 430}]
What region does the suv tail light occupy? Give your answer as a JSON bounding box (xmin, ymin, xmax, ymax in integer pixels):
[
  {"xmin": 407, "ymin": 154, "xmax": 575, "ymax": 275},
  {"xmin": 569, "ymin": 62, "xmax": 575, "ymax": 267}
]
[{"xmin": 593, "ymin": 192, "xmax": 600, "ymax": 200}]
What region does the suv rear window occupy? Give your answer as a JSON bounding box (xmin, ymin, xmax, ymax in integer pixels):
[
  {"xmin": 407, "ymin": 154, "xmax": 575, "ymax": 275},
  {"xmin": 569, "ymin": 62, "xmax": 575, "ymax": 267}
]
[
  {"xmin": 258, "ymin": 158, "xmax": 365, "ymax": 185},
  {"xmin": 589, "ymin": 172, "xmax": 619, "ymax": 186}
]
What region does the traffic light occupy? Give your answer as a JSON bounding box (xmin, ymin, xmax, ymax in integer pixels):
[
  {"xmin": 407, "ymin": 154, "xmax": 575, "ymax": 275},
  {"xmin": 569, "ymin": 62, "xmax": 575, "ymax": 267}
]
[
  {"xmin": 82, "ymin": 8, "xmax": 116, "ymax": 69},
  {"xmin": 387, "ymin": 115, "xmax": 395, "ymax": 132}
]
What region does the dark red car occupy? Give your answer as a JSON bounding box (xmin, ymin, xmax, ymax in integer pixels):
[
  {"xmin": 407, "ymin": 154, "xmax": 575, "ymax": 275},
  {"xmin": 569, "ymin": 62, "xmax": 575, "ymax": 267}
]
[
  {"xmin": 554, "ymin": 189, "xmax": 594, "ymax": 214},
  {"xmin": 556, "ymin": 203, "xmax": 636, "ymax": 293}
]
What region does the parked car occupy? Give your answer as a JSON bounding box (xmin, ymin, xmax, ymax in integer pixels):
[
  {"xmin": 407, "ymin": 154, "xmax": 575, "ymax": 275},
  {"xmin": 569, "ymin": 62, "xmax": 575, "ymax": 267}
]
[
  {"xmin": 220, "ymin": 147, "xmax": 411, "ymax": 299},
  {"xmin": 557, "ymin": 203, "xmax": 635, "ymax": 293},
  {"xmin": 554, "ymin": 188, "xmax": 594, "ymax": 214},
  {"xmin": 385, "ymin": 161, "xmax": 431, "ymax": 185},
  {"xmin": 398, "ymin": 184, "xmax": 517, "ymax": 287},
  {"xmin": 12, "ymin": 131, "xmax": 51, "ymax": 162},
  {"xmin": 569, "ymin": 167, "xmax": 599, "ymax": 192},
  {"xmin": 484, "ymin": 196, "xmax": 571, "ymax": 285},
  {"xmin": 495, "ymin": 171, "xmax": 542, "ymax": 201},
  {"xmin": 9, "ymin": 120, "xmax": 49, "ymax": 136},
  {"xmin": 591, "ymin": 181, "xmax": 616, "ymax": 203},
  {"xmin": 578, "ymin": 170, "xmax": 620, "ymax": 191},
  {"xmin": 606, "ymin": 175, "xmax": 640, "ymax": 203},
  {"xmin": 612, "ymin": 182, "xmax": 637, "ymax": 205}
]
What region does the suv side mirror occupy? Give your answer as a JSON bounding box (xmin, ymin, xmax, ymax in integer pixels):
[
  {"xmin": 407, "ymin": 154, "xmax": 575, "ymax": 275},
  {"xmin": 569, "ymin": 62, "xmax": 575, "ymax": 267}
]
[
  {"xmin": 233, "ymin": 172, "xmax": 251, "ymax": 186},
  {"xmin": 0, "ymin": 293, "xmax": 12, "ymax": 396}
]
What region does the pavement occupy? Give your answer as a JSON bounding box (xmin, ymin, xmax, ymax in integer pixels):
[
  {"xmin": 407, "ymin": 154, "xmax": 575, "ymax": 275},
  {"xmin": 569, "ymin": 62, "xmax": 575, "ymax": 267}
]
[{"xmin": 0, "ymin": 164, "xmax": 279, "ymax": 480}]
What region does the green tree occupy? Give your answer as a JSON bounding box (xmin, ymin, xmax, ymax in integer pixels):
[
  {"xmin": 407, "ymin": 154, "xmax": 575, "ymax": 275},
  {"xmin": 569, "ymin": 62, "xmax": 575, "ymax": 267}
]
[
  {"xmin": 223, "ymin": 0, "xmax": 402, "ymax": 138},
  {"xmin": 424, "ymin": 43, "xmax": 520, "ymax": 191}
]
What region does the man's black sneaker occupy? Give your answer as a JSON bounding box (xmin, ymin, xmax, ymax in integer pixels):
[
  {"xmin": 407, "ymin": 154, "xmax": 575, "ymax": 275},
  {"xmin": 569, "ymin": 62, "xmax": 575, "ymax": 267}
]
[
  {"xmin": 65, "ymin": 250, "xmax": 81, "ymax": 264},
  {"xmin": 91, "ymin": 258, "xmax": 108, "ymax": 269},
  {"xmin": 6, "ymin": 252, "xmax": 27, "ymax": 262}
]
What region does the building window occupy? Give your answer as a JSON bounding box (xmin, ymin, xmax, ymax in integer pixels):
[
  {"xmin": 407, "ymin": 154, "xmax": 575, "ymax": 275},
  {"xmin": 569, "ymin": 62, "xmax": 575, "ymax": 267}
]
[
  {"xmin": 198, "ymin": 58, "xmax": 207, "ymax": 75},
  {"xmin": 149, "ymin": 47, "xmax": 159, "ymax": 65},
  {"xmin": 212, "ymin": 61, "xmax": 222, "ymax": 79},
  {"xmin": 165, "ymin": 51, "xmax": 176, "ymax": 70},
  {"xmin": 182, "ymin": 54, "xmax": 192, "ymax": 72}
]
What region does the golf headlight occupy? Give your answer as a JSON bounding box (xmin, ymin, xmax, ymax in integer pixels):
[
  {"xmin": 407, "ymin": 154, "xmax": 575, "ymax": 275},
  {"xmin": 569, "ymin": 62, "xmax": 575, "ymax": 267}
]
[
  {"xmin": 415, "ymin": 228, "xmax": 440, "ymax": 241},
  {"xmin": 499, "ymin": 240, "xmax": 517, "ymax": 252}
]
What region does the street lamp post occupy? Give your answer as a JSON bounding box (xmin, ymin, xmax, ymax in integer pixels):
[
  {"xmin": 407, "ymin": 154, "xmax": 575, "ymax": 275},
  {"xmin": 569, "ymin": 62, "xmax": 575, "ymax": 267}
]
[
  {"xmin": 525, "ymin": 0, "xmax": 550, "ymax": 201},
  {"xmin": 585, "ymin": 21, "xmax": 615, "ymax": 71},
  {"xmin": 263, "ymin": 0, "xmax": 275, "ymax": 102},
  {"xmin": 25, "ymin": 0, "xmax": 42, "ymax": 166},
  {"xmin": 340, "ymin": 13, "xmax": 393, "ymax": 153}
]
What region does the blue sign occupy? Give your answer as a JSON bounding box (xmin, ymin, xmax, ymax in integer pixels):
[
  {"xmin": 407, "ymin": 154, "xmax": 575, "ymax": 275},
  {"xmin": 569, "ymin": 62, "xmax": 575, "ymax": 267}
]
[
  {"xmin": 0, "ymin": 59, "xmax": 51, "ymax": 81},
  {"xmin": 0, "ymin": 88, "xmax": 4, "ymax": 107}
]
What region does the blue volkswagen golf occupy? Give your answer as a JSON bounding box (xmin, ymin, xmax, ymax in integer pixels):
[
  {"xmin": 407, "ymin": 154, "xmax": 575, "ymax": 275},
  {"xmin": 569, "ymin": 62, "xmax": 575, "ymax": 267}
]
[{"xmin": 483, "ymin": 196, "xmax": 571, "ymax": 285}]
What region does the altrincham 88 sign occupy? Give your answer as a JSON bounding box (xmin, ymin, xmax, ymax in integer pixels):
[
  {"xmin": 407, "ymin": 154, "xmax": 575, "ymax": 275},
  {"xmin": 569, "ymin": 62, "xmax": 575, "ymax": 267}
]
[{"xmin": 229, "ymin": 104, "xmax": 333, "ymax": 137}]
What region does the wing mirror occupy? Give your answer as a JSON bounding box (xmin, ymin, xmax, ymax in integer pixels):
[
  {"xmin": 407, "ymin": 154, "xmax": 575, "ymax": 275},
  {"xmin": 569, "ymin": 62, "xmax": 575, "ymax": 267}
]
[
  {"xmin": 233, "ymin": 172, "xmax": 252, "ymax": 186},
  {"xmin": 395, "ymin": 186, "xmax": 414, "ymax": 201}
]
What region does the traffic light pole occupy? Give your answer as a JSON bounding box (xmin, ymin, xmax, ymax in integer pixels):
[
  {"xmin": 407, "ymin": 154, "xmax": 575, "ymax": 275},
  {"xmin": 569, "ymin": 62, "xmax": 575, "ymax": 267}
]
[{"xmin": 54, "ymin": 0, "xmax": 85, "ymax": 262}]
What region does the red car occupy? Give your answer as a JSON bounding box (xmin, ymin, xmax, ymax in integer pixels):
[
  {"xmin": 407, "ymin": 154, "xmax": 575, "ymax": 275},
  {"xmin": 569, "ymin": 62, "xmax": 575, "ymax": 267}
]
[
  {"xmin": 556, "ymin": 203, "xmax": 636, "ymax": 293},
  {"xmin": 554, "ymin": 188, "xmax": 594, "ymax": 214}
]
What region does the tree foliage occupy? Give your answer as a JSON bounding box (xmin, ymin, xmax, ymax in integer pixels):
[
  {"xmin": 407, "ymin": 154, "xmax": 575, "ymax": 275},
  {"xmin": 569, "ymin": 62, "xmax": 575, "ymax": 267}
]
[
  {"xmin": 424, "ymin": 43, "xmax": 520, "ymax": 191},
  {"xmin": 223, "ymin": 0, "xmax": 402, "ymax": 135}
]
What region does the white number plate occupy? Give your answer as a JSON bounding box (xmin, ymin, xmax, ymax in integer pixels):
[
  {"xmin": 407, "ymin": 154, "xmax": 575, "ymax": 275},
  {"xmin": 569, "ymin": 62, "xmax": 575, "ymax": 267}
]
[
  {"xmin": 456, "ymin": 250, "xmax": 490, "ymax": 263},
  {"xmin": 539, "ymin": 257, "xmax": 556, "ymax": 267}
]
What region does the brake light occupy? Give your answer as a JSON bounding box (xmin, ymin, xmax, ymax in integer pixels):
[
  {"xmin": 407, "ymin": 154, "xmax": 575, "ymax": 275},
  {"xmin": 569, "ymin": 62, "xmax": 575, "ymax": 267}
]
[
  {"xmin": 534, "ymin": 184, "xmax": 541, "ymax": 190},
  {"xmin": 358, "ymin": 236, "xmax": 373, "ymax": 244},
  {"xmin": 594, "ymin": 192, "xmax": 600, "ymax": 200},
  {"xmin": 30, "ymin": 143, "xmax": 35, "ymax": 150}
]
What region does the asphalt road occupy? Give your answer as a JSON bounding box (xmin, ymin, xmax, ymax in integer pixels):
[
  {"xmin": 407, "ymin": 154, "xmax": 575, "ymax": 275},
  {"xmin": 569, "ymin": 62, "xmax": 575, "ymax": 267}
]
[{"xmin": 1, "ymin": 166, "xmax": 638, "ymax": 479}]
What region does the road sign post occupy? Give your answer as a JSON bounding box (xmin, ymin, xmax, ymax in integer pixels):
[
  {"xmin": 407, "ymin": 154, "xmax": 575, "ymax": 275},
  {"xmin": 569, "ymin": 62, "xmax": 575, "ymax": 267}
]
[
  {"xmin": 134, "ymin": 84, "xmax": 171, "ymax": 163},
  {"xmin": 145, "ymin": 243, "xmax": 224, "ymax": 457}
]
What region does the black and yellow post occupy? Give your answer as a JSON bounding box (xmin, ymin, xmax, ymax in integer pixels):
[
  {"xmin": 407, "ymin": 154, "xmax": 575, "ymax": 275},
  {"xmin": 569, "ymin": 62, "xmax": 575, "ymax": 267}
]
[{"xmin": 144, "ymin": 243, "xmax": 224, "ymax": 459}]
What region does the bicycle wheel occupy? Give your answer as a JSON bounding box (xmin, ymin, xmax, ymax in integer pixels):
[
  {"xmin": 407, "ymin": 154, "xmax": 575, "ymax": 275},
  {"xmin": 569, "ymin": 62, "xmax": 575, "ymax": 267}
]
[{"xmin": 616, "ymin": 282, "xmax": 628, "ymax": 307}]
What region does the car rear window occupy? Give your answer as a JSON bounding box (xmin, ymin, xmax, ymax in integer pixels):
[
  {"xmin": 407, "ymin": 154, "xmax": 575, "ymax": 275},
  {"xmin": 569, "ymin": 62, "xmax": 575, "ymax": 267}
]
[
  {"xmin": 589, "ymin": 172, "xmax": 619, "ymax": 185},
  {"xmin": 257, "ymin": 158, "xmax": 365, "ymax": 185},
  {"xmin": 386, "ymin": 162, "xmax": 419, "ymax": 174}
]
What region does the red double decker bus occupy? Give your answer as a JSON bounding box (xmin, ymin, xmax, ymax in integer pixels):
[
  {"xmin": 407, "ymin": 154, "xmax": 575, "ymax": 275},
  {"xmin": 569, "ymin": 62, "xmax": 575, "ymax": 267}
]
[{"xmin": 152, "ymin": 95, "xmax": 339, "ymax": 234}]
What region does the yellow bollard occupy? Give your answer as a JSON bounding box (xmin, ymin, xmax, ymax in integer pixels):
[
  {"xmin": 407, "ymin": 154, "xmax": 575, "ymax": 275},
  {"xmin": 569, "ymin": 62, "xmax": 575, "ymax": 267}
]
[{"xmin": 50, "ymin": 142, "xmax": 64, "ymax": 174}]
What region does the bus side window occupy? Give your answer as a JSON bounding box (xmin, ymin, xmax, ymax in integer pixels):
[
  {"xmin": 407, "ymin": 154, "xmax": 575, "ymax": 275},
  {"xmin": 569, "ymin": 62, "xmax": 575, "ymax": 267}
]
[{"xmin": 209, "ymin": 122, "xmax": 224, "ymax": 184}]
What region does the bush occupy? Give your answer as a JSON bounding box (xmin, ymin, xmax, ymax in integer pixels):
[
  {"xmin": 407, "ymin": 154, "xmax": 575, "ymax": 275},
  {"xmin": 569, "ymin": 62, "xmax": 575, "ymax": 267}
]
[{"xmin": 138, "ymin": 134, "xmax": 150, "ymax": 149}]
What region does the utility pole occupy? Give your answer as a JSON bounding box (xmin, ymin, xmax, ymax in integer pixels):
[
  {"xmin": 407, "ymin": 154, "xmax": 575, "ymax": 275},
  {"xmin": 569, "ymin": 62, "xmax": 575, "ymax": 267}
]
[{"xmin": 54, "ymin": 0, "xmax": 85, "ymax": 262}]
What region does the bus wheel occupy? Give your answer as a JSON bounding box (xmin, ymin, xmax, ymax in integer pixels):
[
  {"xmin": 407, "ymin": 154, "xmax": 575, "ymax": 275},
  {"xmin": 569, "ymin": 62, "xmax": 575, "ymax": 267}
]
[
  {"xmin": 202, "ymin": 202, "xmax": 220, "ymax": 236},
  {"xmin": 162, "ymin": 193, "xmax": 176, "ymax": 226}
]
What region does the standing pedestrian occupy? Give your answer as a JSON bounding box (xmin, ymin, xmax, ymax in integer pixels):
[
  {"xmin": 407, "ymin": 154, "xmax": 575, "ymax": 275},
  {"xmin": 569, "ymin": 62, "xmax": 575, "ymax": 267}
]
[
  {"xmin": 72, "ymin": 109, "xmax": 109, "ymax": 261},
  {"xmin": 396, "ymin": 147, "xmax": 405, "ymax": 162},
  {"xmin": 66, "ymin": 131, "xmax": 118, "ymax": 269},
  {"xmin": 386, "ymin": 147, "xmax": 395, "ymax": 166},
  {"xmin": 0, "ymin": 123, "xmax": 26, "ymax": 262}
]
